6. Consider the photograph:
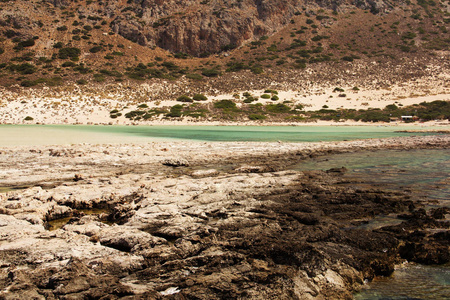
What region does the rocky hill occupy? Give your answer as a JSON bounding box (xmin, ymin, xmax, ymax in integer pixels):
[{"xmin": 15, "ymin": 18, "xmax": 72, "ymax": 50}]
[{"xmin": 0, "ymin": 0, "xmax": 448, "ymax": 89}]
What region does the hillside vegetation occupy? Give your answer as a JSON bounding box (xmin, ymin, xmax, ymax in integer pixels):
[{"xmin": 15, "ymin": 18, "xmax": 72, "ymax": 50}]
[{"xmin": 0, "ymin": 0, "xmax": 448, "ymax": 90}]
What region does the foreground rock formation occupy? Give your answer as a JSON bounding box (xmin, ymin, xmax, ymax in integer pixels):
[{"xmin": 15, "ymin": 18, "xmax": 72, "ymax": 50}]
[{"xmin": 0, "ymin": 135, "xmax": 449, "ymax": 299}]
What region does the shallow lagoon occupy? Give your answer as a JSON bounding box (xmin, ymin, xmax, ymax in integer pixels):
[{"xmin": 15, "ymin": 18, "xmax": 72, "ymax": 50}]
[
  {"xmin": 1, "ymin": 124, "xmax": 449, "ymax": 146},
  {"xmin": 296, "ymin": 149, "xmax": 450, "ymax": 299}
]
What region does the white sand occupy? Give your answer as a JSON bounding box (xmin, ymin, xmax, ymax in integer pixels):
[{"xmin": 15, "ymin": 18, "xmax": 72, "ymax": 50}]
[{"xmin": 0, "ymin": 78, "xmax": 448, "ymax": 125}]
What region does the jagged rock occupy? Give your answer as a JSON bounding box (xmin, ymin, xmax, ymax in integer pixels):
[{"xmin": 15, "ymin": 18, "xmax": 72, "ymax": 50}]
[
  {"xmin": 48, "ymin": 205, "xmax": 72, "ymax": 220},
  {"xmin": 98, "ymin": 226, "xmax": 166, "ymax": 252},
  {"xmin": 326, "ymin": 167, "xmax": 348, "ymax": 173},
  {"xmin": 191, "ymin": 169, "xmax": 219, "ymax": 178},
  {"xmin": 108, "ymin": 0, "xmax": 397, "ymax": 56},
  {"xmin": 161, "ymin": 157, "xmax": 189, "ymax": 167},
  {"xmin": 0, "ymin": 138, "xmax": 449, "ymax": 299},
  {"xmin": 234, "ymin": 165, "xmax": 266, "ymax": 173}
]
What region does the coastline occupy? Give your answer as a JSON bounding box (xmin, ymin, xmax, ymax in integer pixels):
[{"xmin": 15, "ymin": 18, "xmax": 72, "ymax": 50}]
[
  {"xmin": 0, "ymin": 135, "xmax": 449, "ymax": 298},
  {"xmin": 0, "ymin": 82, "xmax": 448, "ymax": 126}
]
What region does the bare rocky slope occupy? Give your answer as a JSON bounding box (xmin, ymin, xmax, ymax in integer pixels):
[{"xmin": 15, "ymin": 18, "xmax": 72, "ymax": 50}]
[
  {"xmin": 107, "ymin": 0, "xmax": 398, "ymax": 56},
  {"xmin": 11, "ymin": 0, "xmax": 405, "ymax": 56},
  {"xmin": 0, "ymin": 0, "xmax": 448, "ymax": 89}
]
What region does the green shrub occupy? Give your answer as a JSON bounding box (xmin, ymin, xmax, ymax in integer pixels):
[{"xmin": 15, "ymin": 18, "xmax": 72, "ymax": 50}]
[
  {"xmin": 100, "ymin": 69, "xmax": 123, "ymax": 78},
  {"xmin": 402, "ymin": 32, "xmax": 417, "ymax": 40},
  {"xmin": 125, "ymin": 110, "xmax": 146, "ymax": 119},
  {"xmin": 267, "ymin": 44, "xmax": 278, "ymax": 52},
  {"xmin": 342, "ymin": 55, "xmax": 360, "ymax": 62},
  {"xmin": 385, "ymin": 104, "xmax": 398, "ymax": 110},
  {"xmin": 174, "ymin": 52, "xmax": 189, "ymax": 59},
  {"xmin": 289, "ymin": 39, "xmax": 307, "ymax": 49},
  {"xmin": 186, "ymin": 73, "xmax": 203, "ymax": 80},
  {"xmin": 9, "ymin": 63, "xmax": 36, "ymax": 74},
  {"xmin": 193, "ymin": 94, "xmax": 207, "ymax": 101},
  {"xmin": 221, "ymin": 44, "xmax": 237, "ymax": 51},
  {"xmin": 161, "ymin": 61, "xmax": 179, "ymax": 71},
  {"xmin": 177, "ymin": 95, "xmax": 193, "ymax": 102},
  {"xmin": 248, "ymin": 114, "xmax": 267, "ymax": 120},
  {"xmin": 260, "ymin": 94, "xmax": 271, "ymax": 99},
  {"xmin": 93, "ymin": 73, "xmax": 105, "ymax": 82},
  {"xmin": 226, "ymin": 62, "xmax": 247, "ymax": 72},
  {"xmin": 20, "ymin": 80, "xmax": 36, "ymax": 87},
  {"xmin": 89, "ymin": 46, "xmax": 103, "ymax": 53},
  {"xmin": 251, "ymin": 65, "xmax": 264, "ymax": 74},
  {"xmin": 293, "ymin": 61, "xmax": 306, "ymax": 69},
  {"xmin": 44, "ymin": 77, "xmax": 63, "ymax": 87},
  {"xmin": 74, "ymin": 65, "xmax": 90, "ymax": 74},
  {"xmin": 285, "ymin": 115, "xmax": 306, "ymax": 121},
  {"xmin": 16, "ymin": 39, "xmax": 35, "ymax": 49},
  {"xmin": 24, "ymin": 116, "xmax": 34, "ymax": 121},
  {"xmin": 202, "ymin": 68, "xmax": 221, "ymax": 77},
  {"xmin": 62, "ymin": 61, "xmax": 76, "ymax": 67},
  {"xmin": 264, "ymin": 89, "xmax": 278, "ymax": 94},
  {"xmin": 214, "ymin": 100, "xmax": 236, "ymax": 109},
  {"xmin": 356, "ymin": 111, "xmax": 390, "ymax": 122},
  {"xmin": 166, "ymin": 104, "xmax": 184, "ymax": 117},
  {"xmin": 57, "ymin": 25, "xmax": 68, "ymax": 31},
  {"xmin": 59, "ymin": 47, "xmax": 81, "ymax": 59},
  {"xmin": 53, "ymin": 42, "xmax": 63, "ymax": 49},
  {"xmin": 311, "ymin": 35, "xmax": 329, "ymax": 42},
  {"xmin": 271, "ymin": 95, "xmax": 279, "ymax": 101},
  {"xmin": 265, "ymin": 103, "xmax": 291, "ymax": 113},
  {"xmin": 76, "ymin": 79, "xmax": 87, "ymax": 85}
]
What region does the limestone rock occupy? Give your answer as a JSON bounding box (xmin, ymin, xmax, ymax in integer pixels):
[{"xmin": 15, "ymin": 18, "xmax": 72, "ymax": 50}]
[{"xmin": 161, "ymin": 157, "xmax": 189, "ymax": 167}]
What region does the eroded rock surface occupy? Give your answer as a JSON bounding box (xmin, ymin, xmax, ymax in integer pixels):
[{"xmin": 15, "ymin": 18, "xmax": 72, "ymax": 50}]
[{"xmin": 0, "ymin": 135, "xmax": 449, "ymax": 298}]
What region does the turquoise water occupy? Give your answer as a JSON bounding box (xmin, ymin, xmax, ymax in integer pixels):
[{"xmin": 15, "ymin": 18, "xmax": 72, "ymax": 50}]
[
  {"xmin": 295, "ymin": 149, "xmax": 450, "ymax": 206},
  {"xmin": 65, "ymin": 125, "xmax": 446, "ymax": 141},
  {"xmin": 295, "ymin": 149, "xmax": 450, "ymax": 299},
  {"xmin": 354, "ymin": 264, "xmax": 450, "ymax": 300},
  {"xmin": 1, "ymin": 124, "xmax": 449, "ymax": 145}
]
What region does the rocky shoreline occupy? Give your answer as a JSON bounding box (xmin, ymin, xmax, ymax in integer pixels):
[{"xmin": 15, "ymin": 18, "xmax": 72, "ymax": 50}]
[{"xmin": 0, "ymin": 135, "xmax": 449, "ymax": 299}]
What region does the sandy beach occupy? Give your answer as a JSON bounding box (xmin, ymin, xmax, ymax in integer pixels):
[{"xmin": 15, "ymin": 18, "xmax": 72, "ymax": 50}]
[{"xmin": 0, "ymin": 76, "xmax": 448, "ymax": 125}]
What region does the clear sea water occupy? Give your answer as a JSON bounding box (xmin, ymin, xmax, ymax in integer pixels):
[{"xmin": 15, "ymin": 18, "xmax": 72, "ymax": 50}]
[
  {"xmin": 0, "ymin": 124, "xmax": 449, "ymax": 145},
  {"xmin": 295, "ymin": 149, "xmax": 450, "ymax": 299}
]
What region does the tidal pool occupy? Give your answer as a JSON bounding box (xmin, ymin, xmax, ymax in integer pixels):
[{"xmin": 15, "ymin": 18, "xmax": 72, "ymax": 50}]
[{"xmin": 295, "ymin": 148, "xmax": 450, "ymax": 299}]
